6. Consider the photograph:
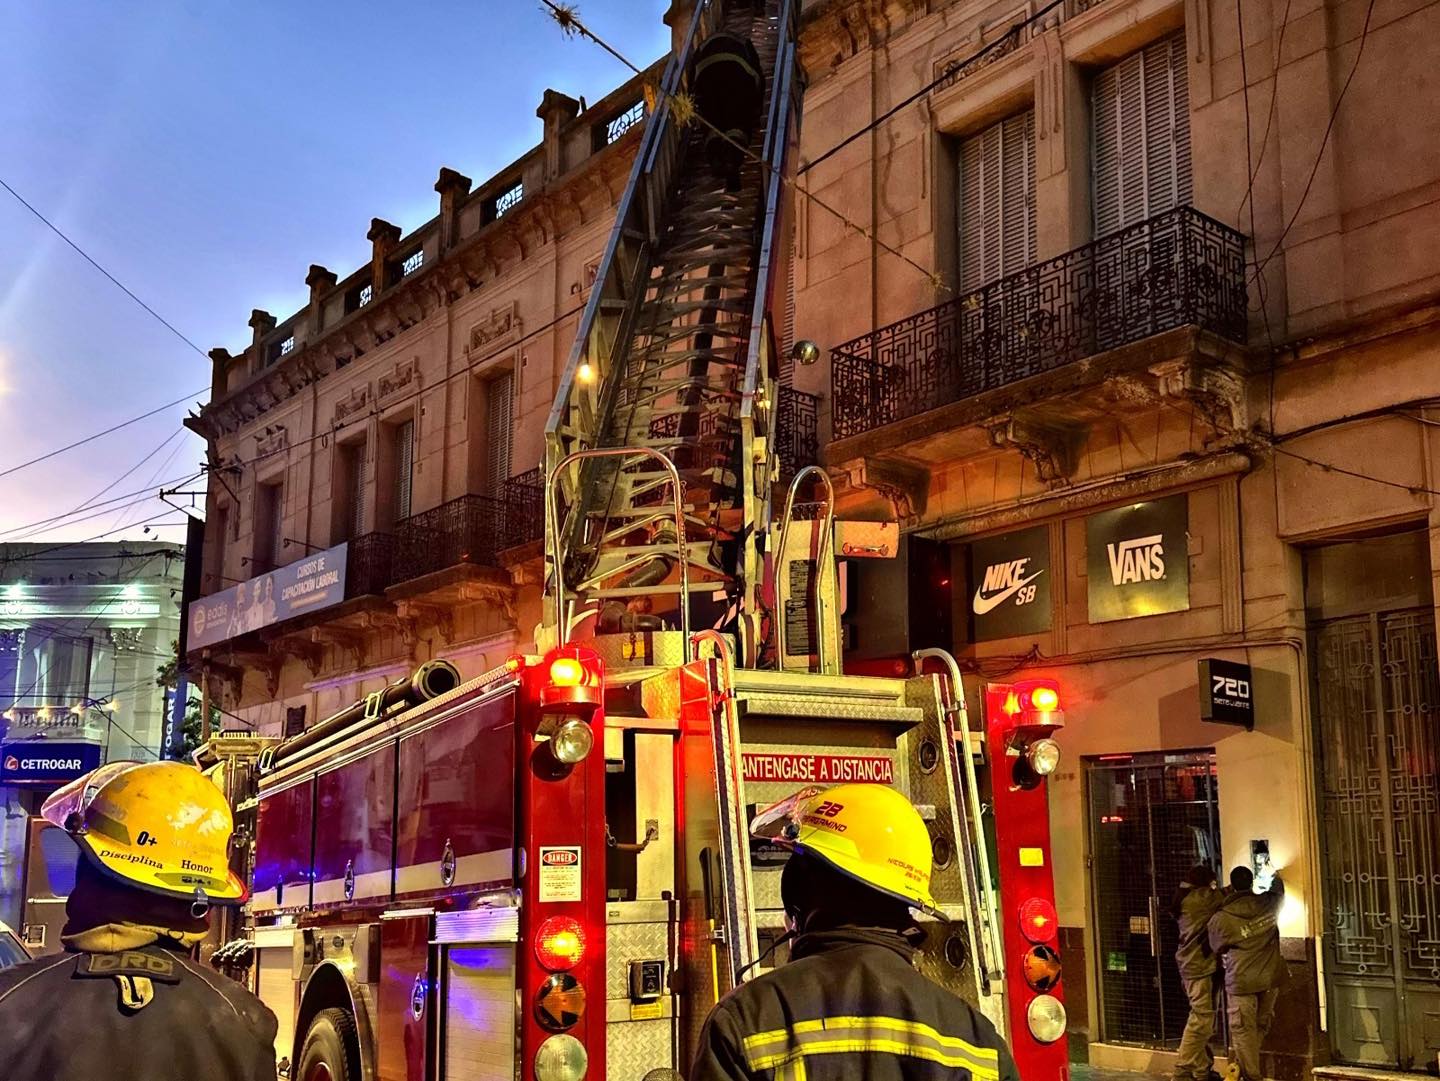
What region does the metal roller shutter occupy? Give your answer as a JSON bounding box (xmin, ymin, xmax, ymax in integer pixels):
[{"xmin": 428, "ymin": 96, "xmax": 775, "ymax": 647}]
[
  {"xmin": 958, "ymin": 110, "xmax": 1037, "ymax": 291},
  {"xmin": 485, "ymin": 372, "xmax": 515, "ymax": 495},
  {"xmin": 443, "ymin": 945, "xmax": 517, "ymax": 1081},
  {"xmin": 256, "ymin": 947, "xmax": 296, "ymax": 1065},
  {"xmin": 394, "ymin": 420, "xmax": 414, "ymax": 521},
  {"xmin": 348, "ymin": 443, "xmax": 366, "ymax": 539},
  {"xmin": 1091, "ymin": 31, "xmax": 1192, "ymax": 238}
]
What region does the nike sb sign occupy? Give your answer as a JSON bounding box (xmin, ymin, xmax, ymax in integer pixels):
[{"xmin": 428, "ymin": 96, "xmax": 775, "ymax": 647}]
[
  {"xmin": 969, "ymin": 526, "xmax": 1050, "ymax": 641},
  {"xmin": 1086, "ymin": 495, "xmax": 1190, "ymax": 623}
]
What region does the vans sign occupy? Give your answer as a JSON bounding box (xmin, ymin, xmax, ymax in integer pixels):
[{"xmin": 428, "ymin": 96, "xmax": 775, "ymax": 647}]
[
  {"xmin": 968, "ymin": 525, "xmax": 1051, "ymax": 641},
  {"xmin": 0, "ymin": 740, "xmax": 103, "ymax": 786},
  {"xmin": 1086, "ymin": 496, "xmax": 1190, "ymax": 623}
]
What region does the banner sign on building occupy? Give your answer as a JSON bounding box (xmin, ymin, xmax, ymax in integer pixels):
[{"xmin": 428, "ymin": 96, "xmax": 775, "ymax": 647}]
[
  {"xmin": 969, "ymin": 525, "xmax": 1051, "ymax": 641},
  {"xmin": 186, "ymin": 542, "xmax": 349, "ymax": 650},
  {"xmin": 1086, "ymin": 496, "xmax": 1190, "ymax": 623},
  {"xmin": 0, "ymin": 741, "xmax": 103, "ymax": 786},
  {"xmin": 1198, "ymin": 657, "xmax": 1254, "ymax": 729}
]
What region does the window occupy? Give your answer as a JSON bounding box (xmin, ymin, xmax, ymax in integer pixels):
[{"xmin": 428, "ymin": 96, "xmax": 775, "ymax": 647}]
[
  {"xmin": 1091, "ymin": 31, "xmax": 1192, "ymax": 238},
  {"xmin": 266, "ymin": 335, "xmax": 295, "ymax": 367},
  {"xmin": 255, "ymin": 481, "xmax": 284, "ymax": 569},
  {"xmin": 484, "ymin": 372, "xmax": 514, "ymax": 495},
  {"xmin": 401, "ymin": 250, "xmax": 424, "ymax": 276},
  {"xmin": 486, "ymin": 181, "xmax": 524, "ymax": 223},
  {"xmin": 392, "ymin": 420, "xmax": 414, "ymax": 522},
  {"xmin": 345, "ymin": 281, "xmax": 374, "ymax": 314},
  {"xmin": 341, "ymin": 442, "xmax": 367, "ymax": 540},
  {"xmin": 958, "ymin": 110, "xmax": 1037, "ymax": 291},
  {"xmin": 597, "ymin": 100, "xmax": 646, "ymax": 149}
]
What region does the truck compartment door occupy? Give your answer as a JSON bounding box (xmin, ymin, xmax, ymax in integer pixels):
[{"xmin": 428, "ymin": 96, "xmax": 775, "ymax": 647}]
[
  {"xmin": 313, "ymin": 745, "xmax": 396, "ymax": 906},
  {"xmin": 395, "ymin": 690, "xmax": 516, "ymax": 898},
  {"xmin": 253, "ymin": 777, "xmax": 315, "ymax": 913}
]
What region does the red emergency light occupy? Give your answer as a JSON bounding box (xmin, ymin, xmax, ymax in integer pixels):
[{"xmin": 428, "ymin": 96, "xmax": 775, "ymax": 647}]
[
  {"xmin": 1001, "ymin": 679, "xmax": 1063, "ymax": 727},
  {"xmin": 538, "ymin": 647, "xmax": 602, "ymax": 714},
  {"xmin": 535, "ymin": 915, "xmax": 587, "ymax": 971}
]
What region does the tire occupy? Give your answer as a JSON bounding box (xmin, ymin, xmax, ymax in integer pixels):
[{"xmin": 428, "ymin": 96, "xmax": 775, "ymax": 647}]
[{"xmin": 296, "ymin": 1007, "xmax": 360, "ymax": 1081}]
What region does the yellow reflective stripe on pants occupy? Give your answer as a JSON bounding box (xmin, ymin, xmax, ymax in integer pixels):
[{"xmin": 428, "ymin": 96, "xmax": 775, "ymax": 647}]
[{"xmin": 742, "ymin": 1016, "xmax": 1000, "ymax": 1080}]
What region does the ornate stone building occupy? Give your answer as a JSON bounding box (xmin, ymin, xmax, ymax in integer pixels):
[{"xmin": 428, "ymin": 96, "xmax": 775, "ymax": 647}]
[{"xmin": 797, "ymin": 0, "xmax": 1440, "ymax": 1074}]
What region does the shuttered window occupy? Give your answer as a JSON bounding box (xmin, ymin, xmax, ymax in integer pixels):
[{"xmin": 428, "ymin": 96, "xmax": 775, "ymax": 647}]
[
  {"xmin": 485, "ymin": 372, "xmax": 514, "ymax": 495},
  {"xmin": 1091, "ymin": 32, "xmax": 1192, "ymax": 238},
  {"xmin": 347, "ymin": 443, "xmax": 366, "ymax": 539},
  {"xmin": 393, "ymin": 420, "xmax": 414, "ymax": 522},
  {"xmin": 958, "ymin": 110, "xmax": 1037, "ymax": 291}
]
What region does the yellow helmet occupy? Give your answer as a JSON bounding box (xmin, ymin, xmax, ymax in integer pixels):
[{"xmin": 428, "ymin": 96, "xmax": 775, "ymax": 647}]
[
  {"xmin": 751, "ymin": 783, "xmax": 939, "ymax": 916},
  {"xmin": 42, "ymin": 760, "xmax": 247, "ymax": 905}
]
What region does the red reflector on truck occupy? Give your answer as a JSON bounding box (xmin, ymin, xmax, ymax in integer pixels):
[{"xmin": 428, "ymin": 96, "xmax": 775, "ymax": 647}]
[{"xmin": 536, "ymin": 916, "xmax": 585, "ymax": 970}]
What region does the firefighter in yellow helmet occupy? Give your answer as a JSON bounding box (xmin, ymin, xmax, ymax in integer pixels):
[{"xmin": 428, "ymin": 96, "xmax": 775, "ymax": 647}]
[
  {"xmin": 0, "ymin": 760, "xmax": 277, "ymax": 1081},
  {"xmin": 691, "ymin": 783, "xmax": 1019, "ymax": 1081}
]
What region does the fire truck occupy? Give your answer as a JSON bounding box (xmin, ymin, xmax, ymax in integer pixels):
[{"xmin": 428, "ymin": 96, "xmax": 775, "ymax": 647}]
[{"xmin": 209, "ymin": 2, "xmax": 1072, "ymax": 1079}]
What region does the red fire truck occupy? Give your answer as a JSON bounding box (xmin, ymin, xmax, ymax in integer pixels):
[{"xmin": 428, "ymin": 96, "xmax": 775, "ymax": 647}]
[{"xmin": 209, "ymin": 1, "xmax": 1073, "ymax": 1078}]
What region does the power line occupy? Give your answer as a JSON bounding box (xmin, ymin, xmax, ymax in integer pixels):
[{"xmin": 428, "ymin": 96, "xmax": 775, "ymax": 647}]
[
  {"xmin": 0, "ymin": 176, "xmax": 211, "ymax": 360},
  {"xmin": 1248, "ymin": 0, "xmax": 1378, "ymax": 286},
  {"xmin": 0, "ymin": 393, "xmax": 205, "ymax": 482},
  {"xmin": 799, "ymin": 0, "xmax": 1065, "ymax": 177},
  {"xmin": 0, "ymin": 513, "xmax": 191, "ymax": 566},
  {"xmin": 1234, "ymin": 0, "xmax": 1292, "ymax": 220},
  {"xmin": 0, "ymin": 472, "xmax": 201, "ymax": 541}
]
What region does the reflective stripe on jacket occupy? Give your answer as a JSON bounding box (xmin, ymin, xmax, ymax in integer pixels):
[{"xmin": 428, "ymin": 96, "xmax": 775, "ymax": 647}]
[{"xmin": 690, "ymin": 927, "xmax": 1020, "ymax": 1081}]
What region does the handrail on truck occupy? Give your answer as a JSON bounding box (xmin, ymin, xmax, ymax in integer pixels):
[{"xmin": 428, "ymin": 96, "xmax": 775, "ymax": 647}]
[
  {"xmin": 775, "ymin": 464, "xmax": 837, "ymax": 671},
  {"xmin": 912, "ymin": 646, "xmax": 1006, "ymax": 999},
  {"xmin": 546, "ymin": 447, "xmax": 692, "ymax": 663}
]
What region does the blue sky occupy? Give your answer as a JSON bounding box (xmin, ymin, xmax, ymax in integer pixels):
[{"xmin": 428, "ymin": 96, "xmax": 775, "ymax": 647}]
[{"xmin": 0, "ymin": 0, "xmax": 671, "ymax": 542}]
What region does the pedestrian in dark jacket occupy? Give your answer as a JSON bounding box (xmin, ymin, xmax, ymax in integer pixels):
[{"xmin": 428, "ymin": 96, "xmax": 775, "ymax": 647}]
[
  {"xmin": 690, "ymin": 30, "xmax": 765, "ymax": 191},
  {"xmin": 1171, "ymin": 865, "xmax": 1224, "ymax": 1081},
  {"xmin": 693, "ymin": 784, "xmax": 1018, "ymax": 1081},
  {"xmin": 0, "ymin": 761, "xmax": 277, "ymax": 1081},
  {"xmin": 1208, "ymin": 866, "xmax": 1286, "ymax": 1081}
]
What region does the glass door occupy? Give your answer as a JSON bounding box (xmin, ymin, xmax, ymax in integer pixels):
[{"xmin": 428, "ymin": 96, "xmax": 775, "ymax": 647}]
[{"xmin": 1086, "ymin": 751, "xmax": 1220, "ymax": 1047}]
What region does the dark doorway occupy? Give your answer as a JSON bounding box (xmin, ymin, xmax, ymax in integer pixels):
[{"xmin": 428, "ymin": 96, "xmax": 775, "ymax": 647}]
[{"xmin": 1086, "ymin": 751, "xmax": 1221, "ymax": 1047}]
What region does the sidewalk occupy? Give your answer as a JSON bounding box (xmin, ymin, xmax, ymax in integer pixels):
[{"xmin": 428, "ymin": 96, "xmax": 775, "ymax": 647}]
[{"xmin": 1072, "ymin": 1065, "xmax": 1166, "ymax": 1081}]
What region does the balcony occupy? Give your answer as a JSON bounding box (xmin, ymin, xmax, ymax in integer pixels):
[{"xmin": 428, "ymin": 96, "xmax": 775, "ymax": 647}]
[
  {"xmin": 776, "ymin": 386, "xmax": 819, "ymax": 480},
  {"xmin": 500, "ymin": 467, "xmax": 544, "ymax": 549},
  {"xmin": 830, "ymin": 207, "xmax": 1247, "ymax": 443},
  {"xmin": 391, "ymin": 494, "xmax": 507, "ymax": 583},
  {"xmin": 345, "ymin": 532, "xmax": 395, "ymax": 599}
]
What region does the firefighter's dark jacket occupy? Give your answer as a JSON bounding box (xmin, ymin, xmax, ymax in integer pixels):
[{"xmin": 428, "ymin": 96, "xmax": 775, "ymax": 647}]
[
  {"xmin": 1207, "ymin": 875, "xmax": 1287, "ymax": 996},
  {"xmin": 0, "ymin": 940, "xmax": 278, "ymax": 1081},
  {"xmin": 691, "ymin": 927, "xmax": 1020, "ymax": 1081},
  {"xmin": 1174, "ymin": 886, "xmax": 1225, "ymax": 981}
]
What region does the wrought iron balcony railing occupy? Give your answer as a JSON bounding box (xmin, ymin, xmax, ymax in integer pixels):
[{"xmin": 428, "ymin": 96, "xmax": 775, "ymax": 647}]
[
  {"xmin": 500, "ymin": 467, "xmax": 544, "ymax": 548},
  {"xmin": 345, "ymin": 531, "xmax": 395, "ymax": 598},
  {"xmin": 391, "ymin": 494, "xmax": 507, "ymax": 583},
  {"xmin": 776, "ymin": 386, "xmax": 819, "ymax": 478},
  {"xmin": 830, "ymin": 206, "xmax": 1246, "ymax": 441}
]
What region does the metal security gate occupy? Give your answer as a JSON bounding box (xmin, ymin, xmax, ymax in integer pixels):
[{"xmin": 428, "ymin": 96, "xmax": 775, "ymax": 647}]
[
  {"xmin": 1313, "ymin": 607, "xmax": 1440, "ymax": 1068},
  {"xmin": 1086, "ymin": 751, "xmax": 1220, "ymax": 1047}
]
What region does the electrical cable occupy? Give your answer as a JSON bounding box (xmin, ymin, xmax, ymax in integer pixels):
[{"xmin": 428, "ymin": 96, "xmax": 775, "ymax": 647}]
[
  {"xmin": 0, "ymin": 177, "xmax": 211, "ymax": 360},
  {"xmin": 799, "ymin": 0, "xmax": 1065, "ymax": 177},
  {"xmin": 1248, "ymin": 0, "xmax": 1378, "ymax": 286},
  {"xmin": 0, "ymin": 392, "xmax": 206, "ymax": 482},
  {"xmin": 1234, "ymin": 0, "xmax": 1292, "ymax": 220},
  {"xmin": 0, "ymin": 472, "xmax": 201, "ymax": 542}
]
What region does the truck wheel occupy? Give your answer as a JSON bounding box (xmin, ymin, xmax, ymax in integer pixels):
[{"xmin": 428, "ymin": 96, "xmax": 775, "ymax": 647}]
[{"xmin": 297, "ymin": 1007, "xmax": 360, "ymax": 1081}]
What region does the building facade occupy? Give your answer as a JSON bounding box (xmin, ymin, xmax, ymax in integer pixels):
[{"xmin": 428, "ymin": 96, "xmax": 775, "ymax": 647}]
[
  {"xmin": 798, "ymin": 0, "xmax": 1440, "ymax": 1074},
  {"xmin": 186, "ymin": 0, "xmax": 1440, "ymax": 1074},
  {"xmin": 0, "ymin": 541, "xmax": 185, "ymax": 931}
]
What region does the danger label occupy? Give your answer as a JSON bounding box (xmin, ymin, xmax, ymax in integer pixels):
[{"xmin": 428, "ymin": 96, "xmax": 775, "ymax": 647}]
[
  {"xmin": 742, "ymin": 753, "xmax": 894, "ymax": 785},
  {"xmin": 538, "ymin": 846, "xmax": 582, "ymax": 902}
]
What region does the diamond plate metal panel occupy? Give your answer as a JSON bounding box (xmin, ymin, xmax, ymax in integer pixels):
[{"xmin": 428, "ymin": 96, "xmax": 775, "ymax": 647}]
[
  {"xmin": 606, "ymin": 919, "xmax": 670, "ymax": 1002},
  {"xmin": 606, "ymin": 1017, "xmax": 675, "ymax": 1081}
]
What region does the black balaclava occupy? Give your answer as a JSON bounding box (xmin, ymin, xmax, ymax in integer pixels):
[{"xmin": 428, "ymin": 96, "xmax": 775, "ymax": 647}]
[
  {"xmin": 64, "ymin": 855, "xmax": 209, "ymax": 939},
  {"xmin": 780, "ymin": 849, "xmax": 915, "ymax": 936}
]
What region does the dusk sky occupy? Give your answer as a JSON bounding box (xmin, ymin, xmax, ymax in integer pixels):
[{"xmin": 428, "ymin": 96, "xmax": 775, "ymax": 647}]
[{"xmin": 0, "ymin": 0, "xmax": 671, "ymax": 543}]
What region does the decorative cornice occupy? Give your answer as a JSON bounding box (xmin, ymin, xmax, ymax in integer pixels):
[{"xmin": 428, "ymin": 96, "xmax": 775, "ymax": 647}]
[{"xmin": 195, "ymin": 136, "xmax": 637, "ymax": 442}]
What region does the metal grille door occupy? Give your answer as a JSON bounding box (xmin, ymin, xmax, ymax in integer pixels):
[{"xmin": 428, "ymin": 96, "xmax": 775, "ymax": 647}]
[
  {"xmin": 1313, "ymin": 607, "xmax": 1440, "ymax": 1068},
  {"xmin": 1087, "ymin": 752, "xmax": 1221, "ymax": 1048}
]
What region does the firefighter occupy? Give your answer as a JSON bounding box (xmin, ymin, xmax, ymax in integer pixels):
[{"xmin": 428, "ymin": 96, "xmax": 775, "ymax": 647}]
[
  {"xmin": 1170, "ymin": 864, "xmax": 1224, "ymax": 1081},
  {"xmin": 0, "ymin": 760, "xmax": 278, "ymax": 1081},
  {"xmin": 690, "ymin": 29, "xmax": 764, "ymax": 192},
  {"xmin": 692, "ymin": 783, "xmax": 1020, "ymax": 1081},
  {"xmin": 1207, "ymin": 865, "xmax": 1287, "ymax": 1081}
]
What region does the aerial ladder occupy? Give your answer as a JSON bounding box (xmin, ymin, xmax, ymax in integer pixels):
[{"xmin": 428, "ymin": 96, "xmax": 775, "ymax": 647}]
[{"xmin": 541, "ymin": 0, "xmax": 1050, "ymax": 1071}]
